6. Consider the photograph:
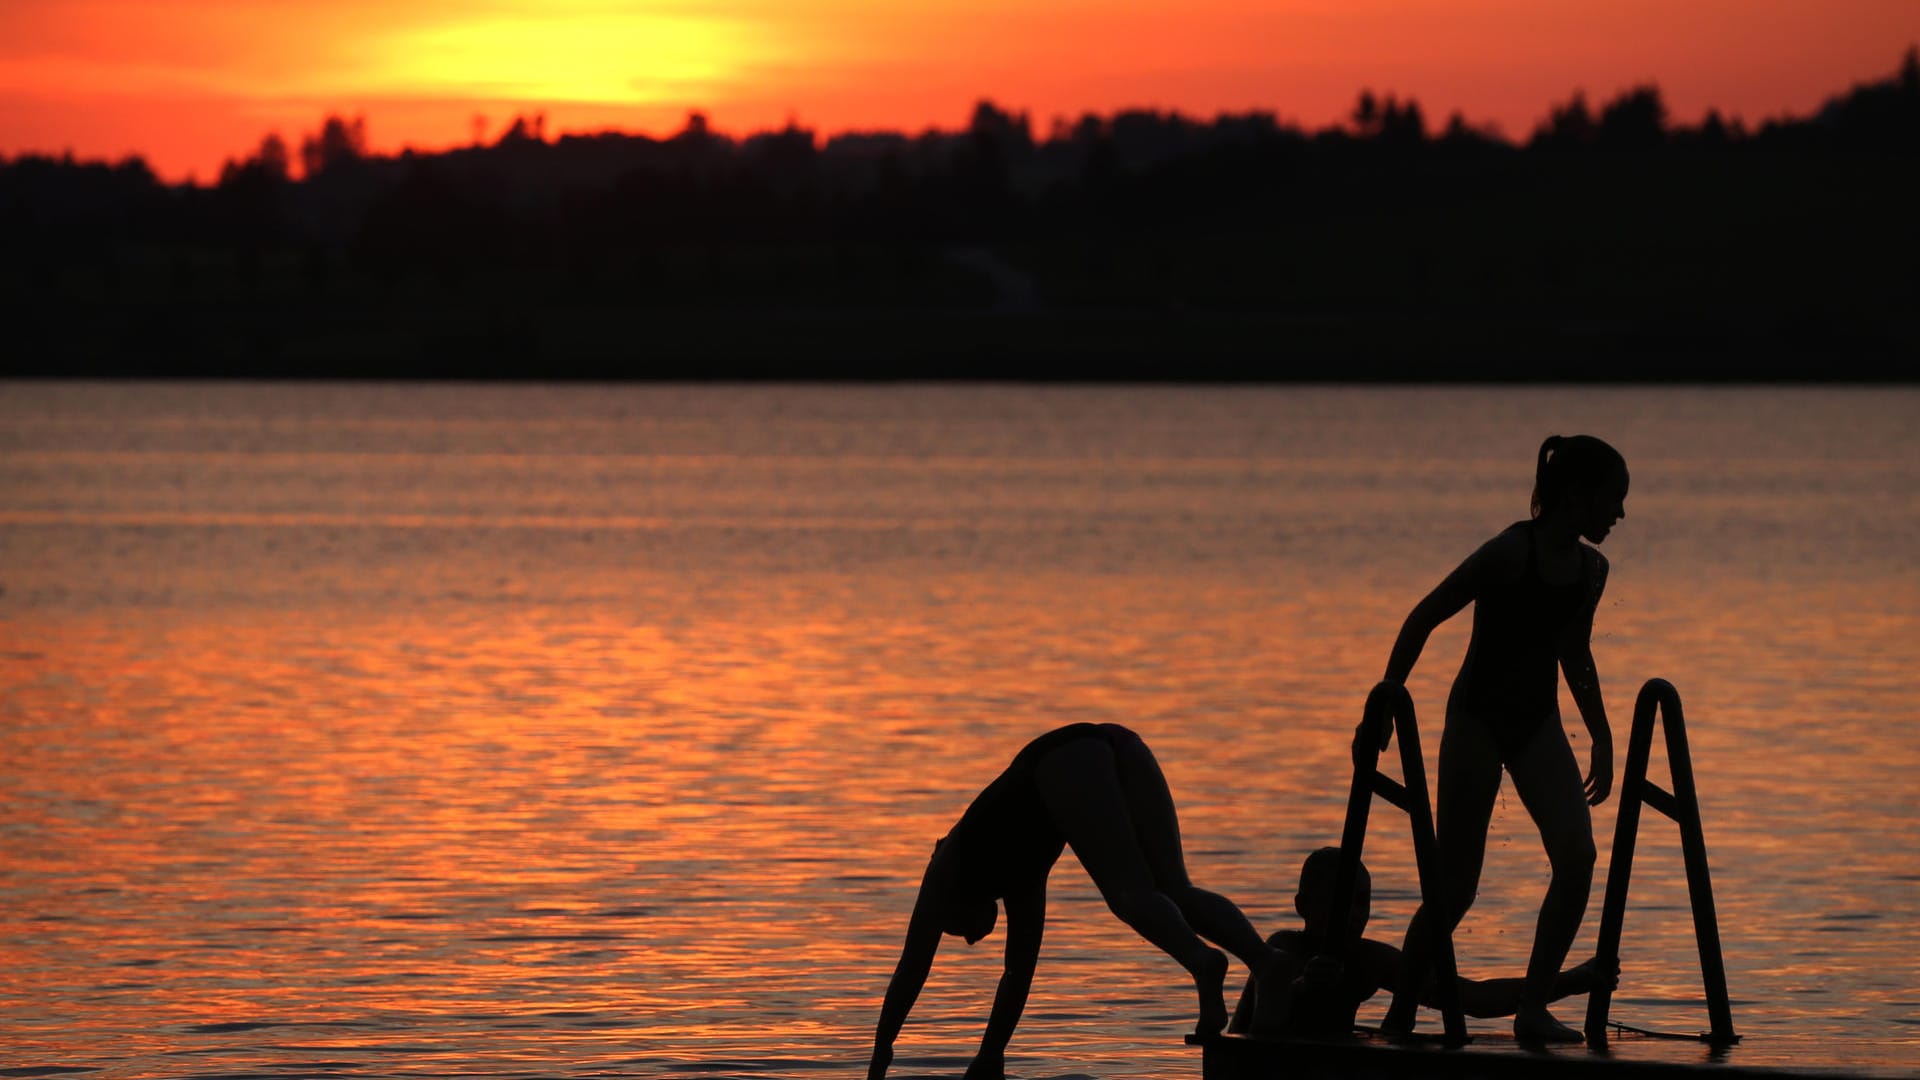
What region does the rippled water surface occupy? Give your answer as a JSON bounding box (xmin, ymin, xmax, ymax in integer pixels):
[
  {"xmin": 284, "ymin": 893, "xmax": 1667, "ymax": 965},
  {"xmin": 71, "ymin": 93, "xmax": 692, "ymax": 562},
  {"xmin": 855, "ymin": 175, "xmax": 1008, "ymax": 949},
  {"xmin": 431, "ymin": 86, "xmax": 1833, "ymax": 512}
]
[{"xmin": 2, "ymin": 382, "xmax": 1916, "ymax": 1078}]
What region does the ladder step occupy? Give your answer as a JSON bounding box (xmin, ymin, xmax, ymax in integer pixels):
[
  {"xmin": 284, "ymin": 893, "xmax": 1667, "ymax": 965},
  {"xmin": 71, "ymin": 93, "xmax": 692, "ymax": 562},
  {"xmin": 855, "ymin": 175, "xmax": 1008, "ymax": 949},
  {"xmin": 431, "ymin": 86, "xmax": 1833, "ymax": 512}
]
[
  {"xmin": 1338, "ymin": 682, "xmax": 1467, "ymax": 1047},
  {"xmin": 1640, "ymin": 784, "xmax": 1680, "ymax": 822},
  {"xmin": 1370, "ymin": 772, "xmax": 1410, "ymax": 810},
  {"xmin": 1586, "ymin": 678, "xmax": 1736, "ymax": 1046}
]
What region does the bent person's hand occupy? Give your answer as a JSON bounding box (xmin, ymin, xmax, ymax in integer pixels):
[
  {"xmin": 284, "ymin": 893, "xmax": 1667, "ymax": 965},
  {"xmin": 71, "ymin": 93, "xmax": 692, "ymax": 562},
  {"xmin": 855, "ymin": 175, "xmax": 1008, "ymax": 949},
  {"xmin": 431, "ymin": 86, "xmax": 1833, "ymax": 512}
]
[{"xmin": 963, "ymin": 1048, "xmax": 1005, "ymax": 1080}]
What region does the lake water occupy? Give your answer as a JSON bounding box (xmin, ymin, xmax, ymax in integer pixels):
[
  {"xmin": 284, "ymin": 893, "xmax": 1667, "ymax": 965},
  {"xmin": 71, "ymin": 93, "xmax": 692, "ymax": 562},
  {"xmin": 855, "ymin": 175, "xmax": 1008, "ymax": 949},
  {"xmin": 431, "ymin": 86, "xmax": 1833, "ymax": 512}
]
[{"xmin": 1, "ymin": 381, "xmax": 1915, "ymax": 1079}]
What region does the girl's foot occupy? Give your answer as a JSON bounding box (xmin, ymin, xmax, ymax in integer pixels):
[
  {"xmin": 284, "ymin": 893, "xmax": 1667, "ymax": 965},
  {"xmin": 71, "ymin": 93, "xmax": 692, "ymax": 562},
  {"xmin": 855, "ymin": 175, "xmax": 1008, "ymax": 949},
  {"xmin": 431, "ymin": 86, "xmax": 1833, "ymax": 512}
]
[
  {"xmin": 1514, "ymin": 1006, "xmax": 1584, "ymax": 1045},
  {"xmin": 1192, "ymin": 947, "xmax": 1229, "ymax": 1035},
  {"xmin": 1378, "ymin": 998, "xmax": 1418, "ymax": 1037}
]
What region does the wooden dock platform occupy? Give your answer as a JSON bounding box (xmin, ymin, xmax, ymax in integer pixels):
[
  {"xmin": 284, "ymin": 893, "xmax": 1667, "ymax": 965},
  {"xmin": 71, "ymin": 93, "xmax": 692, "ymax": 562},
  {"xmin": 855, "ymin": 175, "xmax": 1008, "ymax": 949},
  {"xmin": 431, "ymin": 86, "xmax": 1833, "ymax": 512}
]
[{"xmin": 1188, "ymin": 1030, "xmax": 1877, "ymax": 1080}]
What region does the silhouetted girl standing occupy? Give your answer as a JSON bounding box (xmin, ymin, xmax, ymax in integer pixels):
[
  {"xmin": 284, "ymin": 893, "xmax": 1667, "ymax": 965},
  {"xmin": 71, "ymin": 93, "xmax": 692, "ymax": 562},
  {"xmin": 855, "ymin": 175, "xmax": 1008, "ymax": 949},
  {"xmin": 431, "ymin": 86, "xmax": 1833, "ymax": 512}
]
[{"xmin": 1365, "ymin": 434, "xmax": 1628, "ymax": 1044}]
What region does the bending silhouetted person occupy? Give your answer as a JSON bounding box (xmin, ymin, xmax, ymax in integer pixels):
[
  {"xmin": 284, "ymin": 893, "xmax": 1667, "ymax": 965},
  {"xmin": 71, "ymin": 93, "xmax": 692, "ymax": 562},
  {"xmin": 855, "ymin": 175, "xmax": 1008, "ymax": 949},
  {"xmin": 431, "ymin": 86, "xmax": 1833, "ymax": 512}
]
[
  {"xmin": 866, "ymin": 722, "xmax": 1288, "ymax": 1080},
  {"xmin": 1226, "ymin": 847, "xmax": 1617, "ymax": 1037},
  {"xmin": 1363, "ymin": 434, "xmax": 1628, "ymax": 1045}
]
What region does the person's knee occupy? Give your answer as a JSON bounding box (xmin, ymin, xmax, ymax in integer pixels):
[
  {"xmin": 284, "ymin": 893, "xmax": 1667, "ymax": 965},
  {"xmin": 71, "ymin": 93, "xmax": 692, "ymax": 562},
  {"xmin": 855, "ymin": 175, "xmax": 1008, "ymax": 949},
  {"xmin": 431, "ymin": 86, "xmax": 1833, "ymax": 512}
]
[
  {"xmin": 1547, "ymin": 829, "xmax": 1597, "ymax": 878},
  {"xmin": 1444, "ymin": 886, "xmax": 1480, "ymax": 928},
  {"xmin": 1428, "ymin": 860, "xmax": 1482, "ymax": 922},
  {"xmin": 1104, "ymin": 884, "xmax": 1181, "ymax": 931},
  {"xmin": 1409, "ymin": 887, "xmax": 1479, "ymax": 934},
  {"xmin": 1164, "ymin": 882, "xmax": 1213, "ymax": 914},
  {"xmin": 1102, "ymin": 887, "xmax": 1153, "ymax": 927}
]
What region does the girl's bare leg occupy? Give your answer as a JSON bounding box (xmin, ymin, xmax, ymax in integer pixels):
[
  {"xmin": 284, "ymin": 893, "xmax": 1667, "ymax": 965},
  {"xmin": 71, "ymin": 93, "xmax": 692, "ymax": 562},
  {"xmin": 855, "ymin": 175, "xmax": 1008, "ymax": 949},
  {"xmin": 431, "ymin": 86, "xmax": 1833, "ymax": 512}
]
[
  {"xmin": 1108, "ymin": 729, "xmax": 1281, "ymax": 964},
  {"xmin": 1108, "ymin": 729, "xmax": 1292, "ymax": 1022},
  {"xmin": 1035, "ymin": 735, "xmax": 1236, "ymax": 1034},
  {"xmin": 1381, "ymin": 714, "xmax": 1503, "ymax": 1035},
  {"xmin": 1506, "ymin": 721, "xmax": 1596, "ymax": 1044}
]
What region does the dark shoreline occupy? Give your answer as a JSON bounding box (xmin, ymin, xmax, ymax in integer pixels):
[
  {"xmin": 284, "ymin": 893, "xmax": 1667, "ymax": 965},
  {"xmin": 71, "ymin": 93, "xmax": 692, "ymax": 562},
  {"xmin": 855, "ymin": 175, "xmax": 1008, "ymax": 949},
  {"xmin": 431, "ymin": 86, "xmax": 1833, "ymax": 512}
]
[
  {"xmin": 7, "ymin": 302, "xmax": 1912, "ymax": 383},
  {"xmin": 9, "ymin": 54, "xmax": 1915, "ymax": 385}
]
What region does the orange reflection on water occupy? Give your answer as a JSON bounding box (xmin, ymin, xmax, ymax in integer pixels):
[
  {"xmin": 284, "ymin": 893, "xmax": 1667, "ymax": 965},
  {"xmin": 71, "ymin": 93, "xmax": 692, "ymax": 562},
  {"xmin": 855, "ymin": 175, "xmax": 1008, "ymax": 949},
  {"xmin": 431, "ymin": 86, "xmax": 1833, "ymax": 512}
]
[
  {"xmin": 1, "ymin": 581, "xmax": 1382, "ymax": 1069},
  {"xmin": 3, "ymin": 383, "xmax": 1917, "ymax": 1077},
  {"xmin": 9, "ymin": 570, "xmax": 1911, "ymax": 1075}
]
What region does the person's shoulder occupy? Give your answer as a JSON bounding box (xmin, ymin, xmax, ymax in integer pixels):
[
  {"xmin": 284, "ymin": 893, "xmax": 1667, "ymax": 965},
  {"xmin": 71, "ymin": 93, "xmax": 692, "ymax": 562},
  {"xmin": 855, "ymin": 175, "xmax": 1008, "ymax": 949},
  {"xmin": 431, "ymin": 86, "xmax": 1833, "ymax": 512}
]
[
  {"xmin": 1265, "ymin": 928, "xmax": 1313, "ymax": 950},
  {"xmin": 1467, "ymin": 523, "xmax": 1531, "ymax": 572},
  {"xmin": 1486, "ymin": 521, "xmax": 1533, "ymax": 551}
]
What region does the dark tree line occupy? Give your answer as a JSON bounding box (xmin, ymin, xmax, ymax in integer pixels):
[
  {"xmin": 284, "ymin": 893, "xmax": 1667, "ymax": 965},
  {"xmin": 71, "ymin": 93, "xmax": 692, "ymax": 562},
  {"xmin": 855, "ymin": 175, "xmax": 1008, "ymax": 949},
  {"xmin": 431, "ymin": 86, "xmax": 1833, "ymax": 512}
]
[{"xmin": 3, "ymin": 48, "xmax": 1916, "ymax": 378}]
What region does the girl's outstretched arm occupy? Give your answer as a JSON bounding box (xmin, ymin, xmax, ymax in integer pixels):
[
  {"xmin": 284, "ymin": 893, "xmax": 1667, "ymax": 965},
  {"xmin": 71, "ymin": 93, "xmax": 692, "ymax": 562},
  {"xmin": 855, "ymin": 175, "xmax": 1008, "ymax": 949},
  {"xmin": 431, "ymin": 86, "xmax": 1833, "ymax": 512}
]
[
  {"xmin": 1359, "ymin": 536, "xmax": 1508, "ymax": 758},
  {"xmin": 1436, "ymin": 952, "xmax": 1618, "ymax": 1017},
  {"xmin": 869, "ymin": 854, "xmax": 955, "ymax": 1079},
  {"xmin": 1383, "ymin": 537, "xmax": 1505, "ymax": 685}
]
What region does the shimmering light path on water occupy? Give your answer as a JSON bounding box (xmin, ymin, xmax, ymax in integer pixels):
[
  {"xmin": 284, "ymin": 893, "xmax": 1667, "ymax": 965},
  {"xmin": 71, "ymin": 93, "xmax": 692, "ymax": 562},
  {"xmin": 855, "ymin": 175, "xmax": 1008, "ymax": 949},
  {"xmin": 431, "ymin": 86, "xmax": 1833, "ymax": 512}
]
[{"xmin": 1, "ymin": 383, "xmax": 1915, "ymax": 1078}]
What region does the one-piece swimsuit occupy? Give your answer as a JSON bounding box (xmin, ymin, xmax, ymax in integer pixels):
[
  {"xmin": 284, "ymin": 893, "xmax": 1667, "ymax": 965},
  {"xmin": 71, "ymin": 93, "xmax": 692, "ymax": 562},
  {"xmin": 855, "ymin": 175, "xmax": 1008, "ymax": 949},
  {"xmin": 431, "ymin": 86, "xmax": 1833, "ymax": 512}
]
[{"xmin": 1448, "ymin": 521, "xmax": 1591, "ymax": 758}]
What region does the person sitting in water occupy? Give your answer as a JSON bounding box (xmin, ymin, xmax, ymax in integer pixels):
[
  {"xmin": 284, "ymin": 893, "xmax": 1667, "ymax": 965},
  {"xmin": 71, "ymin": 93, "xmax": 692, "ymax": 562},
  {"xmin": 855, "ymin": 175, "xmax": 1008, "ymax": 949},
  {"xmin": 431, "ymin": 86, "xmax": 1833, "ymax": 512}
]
[
  {"xmin": 1226, "ymin": 847, "xmax": 1618, "ymax": 1038},
  {"xmin": 866, "ymin": 723, "xmax": 1292, "ymax": 1080}
]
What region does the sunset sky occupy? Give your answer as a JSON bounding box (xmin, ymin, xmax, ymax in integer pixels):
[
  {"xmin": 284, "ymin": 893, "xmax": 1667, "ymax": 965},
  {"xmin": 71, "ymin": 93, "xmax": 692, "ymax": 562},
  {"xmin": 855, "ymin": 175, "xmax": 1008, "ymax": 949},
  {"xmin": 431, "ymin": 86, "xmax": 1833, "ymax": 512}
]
[{"xmin": 3, "ymin": 0, "xmax": 1915, "ymax": 183}]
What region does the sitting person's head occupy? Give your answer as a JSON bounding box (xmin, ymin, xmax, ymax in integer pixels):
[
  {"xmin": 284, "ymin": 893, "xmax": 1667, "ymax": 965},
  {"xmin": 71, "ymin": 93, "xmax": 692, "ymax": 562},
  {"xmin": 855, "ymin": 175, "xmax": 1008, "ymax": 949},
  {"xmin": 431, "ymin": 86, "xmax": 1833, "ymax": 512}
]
[{"xmin": 1296, "ymin": 846, "xmax": 1371, "ymax": 939}]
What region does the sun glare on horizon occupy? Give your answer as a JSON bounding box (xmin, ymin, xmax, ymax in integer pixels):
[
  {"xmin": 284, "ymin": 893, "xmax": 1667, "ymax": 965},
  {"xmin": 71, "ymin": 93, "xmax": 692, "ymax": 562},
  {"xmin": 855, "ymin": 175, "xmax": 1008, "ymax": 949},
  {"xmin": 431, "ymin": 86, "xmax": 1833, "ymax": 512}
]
[
  {"xmin": 370, "ymin": 12, "xmax": 769, "ymax": 105},
  {"xmin": 0, "ymin": 0, "xmax": 1914, "ymax": 181}
]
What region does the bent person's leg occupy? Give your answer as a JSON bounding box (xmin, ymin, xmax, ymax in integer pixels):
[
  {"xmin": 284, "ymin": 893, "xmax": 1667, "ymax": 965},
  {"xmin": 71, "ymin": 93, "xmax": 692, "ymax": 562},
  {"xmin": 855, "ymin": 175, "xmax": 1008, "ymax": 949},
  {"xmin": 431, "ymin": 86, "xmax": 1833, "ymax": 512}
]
[
  {"xmin": 1034, "ymin": 736, "xmax": 1229, "ymax": 1033},
  {"xmin": 1508, "ymin": 721, "xmax": 1595, "ymax": 1043},
  {"xmin": 1107, "ymin": 728, "xmax": 1277, "ymax": 968}
]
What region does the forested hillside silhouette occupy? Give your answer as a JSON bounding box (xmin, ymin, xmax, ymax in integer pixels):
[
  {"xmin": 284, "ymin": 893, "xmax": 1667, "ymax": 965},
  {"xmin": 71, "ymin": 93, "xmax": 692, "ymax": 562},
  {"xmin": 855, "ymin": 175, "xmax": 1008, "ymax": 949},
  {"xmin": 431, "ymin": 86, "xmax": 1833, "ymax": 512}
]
[{"xmin": 4, "ymin": 48, "xmax": 1917, "ymax": 379}]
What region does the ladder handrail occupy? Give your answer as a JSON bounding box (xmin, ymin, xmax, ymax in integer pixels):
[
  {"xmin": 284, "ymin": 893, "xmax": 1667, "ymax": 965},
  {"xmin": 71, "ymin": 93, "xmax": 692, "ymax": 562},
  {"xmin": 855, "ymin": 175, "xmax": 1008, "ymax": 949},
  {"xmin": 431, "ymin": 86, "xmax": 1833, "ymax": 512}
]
[
  {"xmin": 1333, "ymin": 680, "xmax": 1468, "ymax": 1046},
  {"xmin": 1584, "ymin": 677, "xmax": 1738, "ymax": 1046}
]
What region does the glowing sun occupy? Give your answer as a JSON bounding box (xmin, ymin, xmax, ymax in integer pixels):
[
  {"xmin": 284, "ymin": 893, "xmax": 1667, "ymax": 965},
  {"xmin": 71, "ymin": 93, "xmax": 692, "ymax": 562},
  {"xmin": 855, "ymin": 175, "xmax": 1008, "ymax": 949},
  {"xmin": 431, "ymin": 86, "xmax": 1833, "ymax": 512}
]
[{"xmin": 375, "ymin": 12, "xmax": 761, "ymax": 103}]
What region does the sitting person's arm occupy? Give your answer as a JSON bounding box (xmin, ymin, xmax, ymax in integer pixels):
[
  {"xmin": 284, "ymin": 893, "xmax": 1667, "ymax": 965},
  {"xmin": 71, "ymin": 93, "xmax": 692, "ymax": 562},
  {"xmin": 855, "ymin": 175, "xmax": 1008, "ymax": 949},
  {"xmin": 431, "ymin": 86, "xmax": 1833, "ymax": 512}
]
[
  {"xmin": 1424, "ymin": 952, "xmax": 1621, "ymax": 1019},
  {"xmin": 1229, "ymin": 932, "xmax": 1619, "ymax": 1035},
  {"xmin": 1324, "ymin": 936, "xmax": 1620, "ymax": 1022}
]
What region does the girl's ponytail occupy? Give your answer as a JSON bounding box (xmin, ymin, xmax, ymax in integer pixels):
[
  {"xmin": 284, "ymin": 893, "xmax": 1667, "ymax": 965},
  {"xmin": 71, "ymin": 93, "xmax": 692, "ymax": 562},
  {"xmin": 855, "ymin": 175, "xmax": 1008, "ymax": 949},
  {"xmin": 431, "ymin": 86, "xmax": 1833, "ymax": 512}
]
[{"xmin": 1530, "ymin": 434, "xmax": 1624, "ymax": 518}]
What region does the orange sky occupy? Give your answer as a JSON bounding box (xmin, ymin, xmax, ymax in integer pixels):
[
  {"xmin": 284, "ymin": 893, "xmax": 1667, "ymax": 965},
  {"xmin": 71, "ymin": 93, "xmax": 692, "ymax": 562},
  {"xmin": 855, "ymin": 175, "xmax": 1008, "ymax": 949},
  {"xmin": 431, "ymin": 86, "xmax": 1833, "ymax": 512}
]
[{"xmin": 2, "ymin": 0, "xmax": 1915, "ymax": 183}]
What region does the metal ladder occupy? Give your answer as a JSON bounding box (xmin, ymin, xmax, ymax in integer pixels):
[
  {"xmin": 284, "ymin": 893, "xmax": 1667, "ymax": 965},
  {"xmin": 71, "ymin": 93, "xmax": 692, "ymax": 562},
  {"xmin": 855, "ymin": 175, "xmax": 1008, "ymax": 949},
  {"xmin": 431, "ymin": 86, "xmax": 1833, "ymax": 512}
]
[
  {"xmin": 1333, "ymin": 680, "xmax": 1469, "ymax": 1046},
  {"xmin": 1584, "ymin": 678, "xmax": 1739, "ymax": 1046}
]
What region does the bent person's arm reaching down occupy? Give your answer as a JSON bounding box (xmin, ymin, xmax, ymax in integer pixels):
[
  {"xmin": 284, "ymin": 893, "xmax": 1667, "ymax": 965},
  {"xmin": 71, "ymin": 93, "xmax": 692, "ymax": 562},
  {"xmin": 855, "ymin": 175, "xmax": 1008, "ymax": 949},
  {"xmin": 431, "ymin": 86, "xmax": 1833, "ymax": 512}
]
[
  {"xmin": 868, "ymin": 856, "xmax": 953, "ymax": 1080},
  {"xmin": 965, "ymin": 881, "xmax": 1045, "ymax": 1080}
]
